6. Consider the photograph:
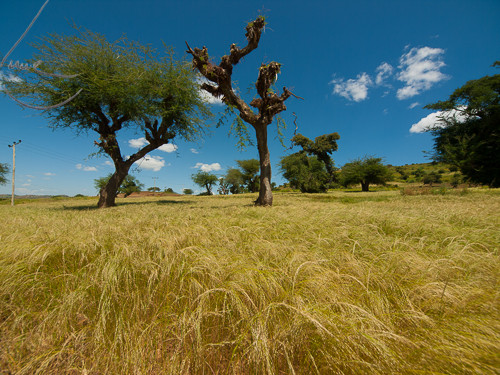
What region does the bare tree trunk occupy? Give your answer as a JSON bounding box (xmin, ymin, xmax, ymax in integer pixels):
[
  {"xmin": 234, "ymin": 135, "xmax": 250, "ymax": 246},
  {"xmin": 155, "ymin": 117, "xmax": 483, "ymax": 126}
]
[
  {"xmin": 97, "ymin": 166, "xmax": 129, "ymax": 208},
  {"xmin": 361, "ymin": 181, "xmax": 369, "ymax": 192},
  {"xmin": 255, "ymin": 125, "xmax": 273, "ymax": 206}
]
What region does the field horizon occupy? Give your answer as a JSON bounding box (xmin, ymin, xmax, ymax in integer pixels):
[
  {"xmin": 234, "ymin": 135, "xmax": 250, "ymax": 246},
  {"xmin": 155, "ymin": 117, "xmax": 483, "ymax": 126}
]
[{"xmin": 1, "ymin": 189, "xmax": 499, "ymax": 374}]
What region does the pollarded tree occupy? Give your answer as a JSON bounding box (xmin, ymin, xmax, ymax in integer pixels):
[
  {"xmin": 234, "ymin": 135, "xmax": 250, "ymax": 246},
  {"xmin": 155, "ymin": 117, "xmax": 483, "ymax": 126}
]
[
  {"xmin": 186, "ymin": 16, "xmax": 296, "ymax": 206},
  {"xmin": 424, "ymin": 63, "xmax": 500, "ymax": 187},
  {"xmin": 340, "ymin": 156, "xmax": 392, "ymax": 192},
  {"xmin": 0, "ymin": 163, "xmax": 9, "ymax": 185},
  {"xmin": 192, "ymin": 171, "xmax": 218, "ymax": 195},
  {"xmin": 5, "ymin": 28, "xmax": 211, "ymax": 207}
]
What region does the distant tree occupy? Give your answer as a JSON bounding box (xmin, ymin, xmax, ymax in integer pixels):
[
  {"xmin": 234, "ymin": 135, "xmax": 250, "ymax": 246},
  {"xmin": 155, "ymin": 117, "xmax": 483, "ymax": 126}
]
[
  {"xmin": 183, "ymin": 188, "xmax": 194, "ymax": 195},
  {"xmin": 192, "ymin": 171, "xmax": 218, "ymax": 195},
  {"xmin": 0, "ymin": 163, "xmax": 9, "ymax": 185},
  {"xmin": 94, "ymin": 174, "xmax": 144, "ymax": 197},
  {"xmin": 340, "ymin": 156, "xmax": 392, "ymax": 191},
  {"xmin": 291, "ymin": 132, "xmax": 340, "ymax": 182},
  {"xmin": 280, "ymin": 153, "xmax": 329, "ymax": 193},
  {"xmin": 218, "ymin": 177, "xmax": 230, "ymax": 195},
  {"xmin": 237, "ymin": 159, "xmax": 260, "ymax": 193},
  {"xmin": 224, "ymin": 168, "xmax": 245, "ymax": 194},
  {"xmin": 450, "ymin": 173, "xmax": 462, "ymax": 188},
  {"xmin": 422, "ymin": 171, "xmax": 442, "ymax": 186},
  {"xmin": 186, "ymin": 16, "xmax": 297, "ymax": 206},
  {"xmin": 424, "ymin": 63, "xmax": 500, "ymax": 187},
  {"xmin": 148, "ymin": 187, "xmax": 161, "ymax": 192},
  {"xmin": 5, "ymin": 28, "xmax": 210, "ymax": 208},
  {"xmin": 164, "ymin": 187, "xmax": 175, "ymax": 193}
]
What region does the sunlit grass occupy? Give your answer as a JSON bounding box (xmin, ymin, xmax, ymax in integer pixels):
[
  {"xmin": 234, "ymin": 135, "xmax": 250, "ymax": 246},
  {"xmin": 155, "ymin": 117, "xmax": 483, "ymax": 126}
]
[{"xmin": 1, "ymin": 190, "xmax": 499, "ymax": 374}]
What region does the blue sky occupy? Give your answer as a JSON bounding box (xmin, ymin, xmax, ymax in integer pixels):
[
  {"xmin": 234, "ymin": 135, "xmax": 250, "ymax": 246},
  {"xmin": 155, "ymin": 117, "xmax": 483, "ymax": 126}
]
[{"xmin": 1, "ymin": 0, "xmax": 499, "ymax": 196}]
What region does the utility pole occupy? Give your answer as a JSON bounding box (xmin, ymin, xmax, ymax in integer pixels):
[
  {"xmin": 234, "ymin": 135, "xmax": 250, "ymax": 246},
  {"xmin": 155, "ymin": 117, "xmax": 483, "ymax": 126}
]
[
  {"xmin": 8, "ymin": 140, "xmax": 21, "ymax": 206},
  {"xmin": 152, "ymin": 177, "xmax": 158, "ymax": 193}
]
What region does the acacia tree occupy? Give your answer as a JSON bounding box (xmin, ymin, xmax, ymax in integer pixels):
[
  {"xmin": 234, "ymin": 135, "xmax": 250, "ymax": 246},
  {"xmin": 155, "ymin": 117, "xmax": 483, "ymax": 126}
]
[
  {"xmin": 186, "ymin": 16, "xmax": 295, "ymax": 206},
  {"xmin": 340, "ymin": 156, "xmax": 392, "ymax": 192},
  {"xmin": 237, "ymin": 159, "xmax": 260, "ymax": 193},
  {"xmin": 291, "ymin": 132, "xmax": 340, "ymax": 182},
  {"xmin": 192, "ymin": 171, "xmax": 218, "ymax": 195},
  {"xmin": 5, "ymin": 29, "xmax": 210, "ymax": 207},
  {"xmin": 424, "ymin": 63, "xmax": 500, "ymax": 187}
]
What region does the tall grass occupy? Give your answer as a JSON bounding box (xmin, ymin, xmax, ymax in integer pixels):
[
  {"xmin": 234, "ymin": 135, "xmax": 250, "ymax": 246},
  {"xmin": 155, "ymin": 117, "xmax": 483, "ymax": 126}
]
[{"xmin": 0, "ymin": 191, "xmax": 499, "ymax": 374}]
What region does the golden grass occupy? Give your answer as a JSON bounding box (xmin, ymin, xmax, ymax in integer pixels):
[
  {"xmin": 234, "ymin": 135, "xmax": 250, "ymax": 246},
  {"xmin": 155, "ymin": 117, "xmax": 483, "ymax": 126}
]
[{"xmin": 0, "ymin": 190, "xmax": 499, "ymax": 374}]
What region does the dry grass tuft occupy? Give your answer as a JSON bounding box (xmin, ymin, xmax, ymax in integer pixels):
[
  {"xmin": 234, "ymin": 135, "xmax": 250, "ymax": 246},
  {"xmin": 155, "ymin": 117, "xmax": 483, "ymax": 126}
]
[{"xmin": 1, "ymin": 190, "xmax": 499, "ymax": 374}]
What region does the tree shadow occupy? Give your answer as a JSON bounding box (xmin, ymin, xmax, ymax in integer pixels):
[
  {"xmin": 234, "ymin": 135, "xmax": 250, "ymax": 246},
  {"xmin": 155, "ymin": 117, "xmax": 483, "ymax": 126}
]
[{"xmin": 58, "ymin": 199, "xmax": 194, "ymax": 211}]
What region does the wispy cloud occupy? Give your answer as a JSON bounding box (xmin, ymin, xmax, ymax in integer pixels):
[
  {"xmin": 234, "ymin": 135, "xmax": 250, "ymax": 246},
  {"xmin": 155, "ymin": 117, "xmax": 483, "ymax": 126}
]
[
  {"xmin": 331, "ymin": 46, "xmax": 448, "ymax": 102},
  {"xmin": 397, "ymin": 47, "xmax": 448, "ymax": 100},
  {"xmin": 190, "ymin": 148, "xmax": 199, "ymax": 154},
  {"xmin": 103, "ymin": 160, "xmax": 113, "ymax": 166},
  {"xmin": 44, "ymin": 172, "xmax": 56, "ymax": 176},
  {"xmin": 193, "ymin": 162, "xmax": 222, "ymax": 172},
  {"xmin": 0, "ymin": 72, "xmax": 22, "ymax": 90},
  {"xmin": 375, "ymin": 62, "xmax": 394, "ymax": 85},
  {"xmin": 330, "ymin": 72, "xmax": 373, "ymax": 102},
  {"xmin": 409, "ymin": 108, "xmax": 468, "ymax": 133},
  {"xmin": 408, "ymin": 102, "xmax": 420, "ymax": 109},
  {"xmin": 76, "ymin": 163, "xmax": 97, "ymax": 172},
  {"xmin": 158, "ymin": 143, "xmax": 178, "ymax": 153}
]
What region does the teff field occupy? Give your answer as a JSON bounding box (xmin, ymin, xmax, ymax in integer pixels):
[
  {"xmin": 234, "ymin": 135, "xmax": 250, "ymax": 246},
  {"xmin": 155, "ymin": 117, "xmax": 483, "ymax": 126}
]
[{"xmin": 1, "ymin": 190, "xmax": 499, "ymax": 374}]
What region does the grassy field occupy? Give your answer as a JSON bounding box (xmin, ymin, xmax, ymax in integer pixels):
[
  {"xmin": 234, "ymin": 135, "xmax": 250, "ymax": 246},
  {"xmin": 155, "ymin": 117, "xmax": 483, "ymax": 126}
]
[{"xmin": 1, "ymin": 190, "xmax": 499, "ymax": 374}]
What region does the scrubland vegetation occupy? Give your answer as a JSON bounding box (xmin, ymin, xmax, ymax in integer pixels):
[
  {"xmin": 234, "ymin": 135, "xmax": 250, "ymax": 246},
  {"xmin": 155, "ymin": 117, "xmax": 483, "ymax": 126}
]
[{"xmin": 1, "ymin": 190, "xmax": 499, "ymax": 374}]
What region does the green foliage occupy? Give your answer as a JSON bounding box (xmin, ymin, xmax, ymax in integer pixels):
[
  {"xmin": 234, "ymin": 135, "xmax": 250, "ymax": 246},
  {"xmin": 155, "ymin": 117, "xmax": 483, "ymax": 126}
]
[
  {"xmin": 0, "ymin": 163, "xmax": 9, "ymax": 185},
  {"xmin": 236, "ymin": 159, "xmax": 260, "ymax": 193},
  {"xmin": 223, "ymin": 168, "xmax": 245, "ymax": 194},
  {"xmin": 94, "ymin": 174, "xmax": 144, "ymax": 197},
  {"xmin": 217, "ymin": 106, "xmax": 253, "ymax": 151},
  {"xmin": 164, "ymin": 188, "xmax": 175, "ymax": 193},
  {"xmin": 280, "ymin": 153, "xmax": 330, "ymax": 193},
  {"xmin": 192, "ymin": 171, "xmax": 218, "ymax": 195},
  {"xmin": 422, "ymin": 171, "xmax": 442, "ymax": 186},
  {"xmin": 425, "ymin": 65, "xmax": 500, "ymax": 187},
  {"xmin": 183, "ymin": 188, "xmax": 194, "ymax": 195},
  {"xmin": 340, "ymin": 156, "xmax": 392, "ymax": 191},
  {"xmin": 148, "ymin": 187, "xmax": 161, "ymax": 192},
  {"xmin": 291, "ymin": 132, "xmax": 340, "ymax": 179}
]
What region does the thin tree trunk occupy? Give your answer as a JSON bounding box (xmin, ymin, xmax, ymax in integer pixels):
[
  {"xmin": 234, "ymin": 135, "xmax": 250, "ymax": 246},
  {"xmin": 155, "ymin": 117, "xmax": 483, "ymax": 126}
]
[
  {"xmin": 361, "ymin": 181, "xmax": 369, "ymax": 192},
  {"xmin": 97, "ymin": 166, "xmax": 129, "ymax": 208},
  {"xmin": 255, "ymin": 125, "xmax": 273, "ymax": 206}
]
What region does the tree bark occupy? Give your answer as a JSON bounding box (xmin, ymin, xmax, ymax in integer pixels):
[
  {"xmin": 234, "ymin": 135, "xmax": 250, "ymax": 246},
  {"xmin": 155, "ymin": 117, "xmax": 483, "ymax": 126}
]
[
  {"xmin": 255, "ymin": 125, "xmax": 273, "ymax": 206},
  {"xmin": 97, "ymin": 164, "xmax": 130, "ymax": 208},
  {"xmin": 361, "ymin": 181, "xmax": 369, "ymax": 192}
]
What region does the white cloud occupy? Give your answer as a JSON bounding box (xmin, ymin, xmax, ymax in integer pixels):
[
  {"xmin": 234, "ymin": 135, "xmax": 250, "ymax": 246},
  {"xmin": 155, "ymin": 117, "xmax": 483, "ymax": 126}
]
[
  {"xmin": 128, "ymin": 137, "xmax": 148, "ymax": 148},
  {"xmin": 194, "ymin": 162, "xmax": 222, "ymax": 172},
  {"xmin": 129, "ymin": 138, "xmax": 177, "ymax": 153},
  {"xmin": 76, "ymin": 163, "xmax": 97, "ymax": 172},
  {"xmin": 331, "ymin": 72, "xmax": 373, "ymax": 102},
  {"xmin": 158, "ymin": 143, "xmax": 178, "ymax": 153},
  {"xmin": 0, "ymin": 72, "xmax": 22, "ymax": 90},
  {"xmin": 104, "ymin": 160, "xmax": 113, "ymax": 166},
  {"xmin": 397, "ymin": 47, "xmax": 448, "ymax": 100},
  {"xmin": 197, "ymin": 77, "xmax": 224, "ymax": 105},
  {"xmin": 408, "ymin": 102, "xmax": 420, "ymax": 109},
  {"xmin": 190, "ymin": 148, "xmax": 199, "ymax": 154},
  {"xmin": 134, "ymin": 155, "xmax": 165, "ymax": 171},
  {"xmin": 44, "ymin": 172, "xmax": 56, "ymax": 176},
  {"xmin": 375, "ymin": 62, "xmax": 393, "ymax": 85},
  {"xmin": 409, "ymin": 108, "xmax": 468, "ymax": 133}
]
